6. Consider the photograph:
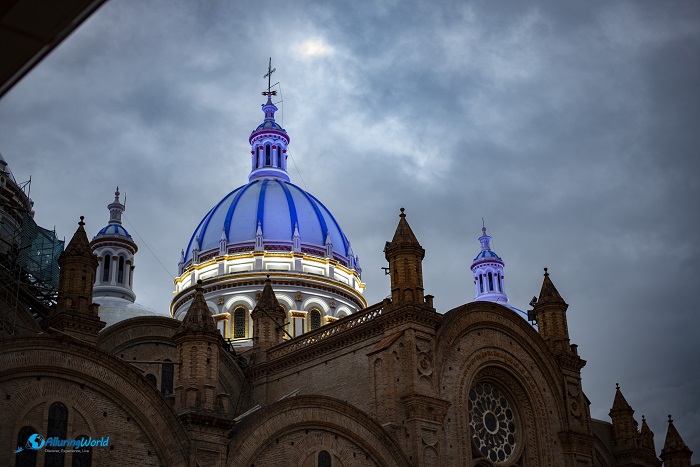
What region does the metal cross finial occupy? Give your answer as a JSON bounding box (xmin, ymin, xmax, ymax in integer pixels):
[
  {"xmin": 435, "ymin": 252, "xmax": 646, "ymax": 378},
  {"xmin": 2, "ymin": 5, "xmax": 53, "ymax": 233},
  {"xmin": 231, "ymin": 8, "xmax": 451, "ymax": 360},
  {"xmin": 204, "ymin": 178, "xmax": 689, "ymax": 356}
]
[{"xmin": 262, "ymin": 57, "xmax": 277, "ymax": 97}]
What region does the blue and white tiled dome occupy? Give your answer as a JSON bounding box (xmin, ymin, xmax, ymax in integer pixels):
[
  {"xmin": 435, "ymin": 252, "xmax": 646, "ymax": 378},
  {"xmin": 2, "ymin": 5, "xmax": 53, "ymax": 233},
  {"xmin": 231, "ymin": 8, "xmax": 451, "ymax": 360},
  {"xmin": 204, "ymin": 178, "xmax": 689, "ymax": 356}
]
[
  {"xmin": 183, "ymin": 178, "xmax": 353, "ymax": 266},
  {"xmin": 179, "ymin": 92, "xmax": 359, "ymax": 273},
  {"xmin": 172, "ymin": 78, "xmax": 366, "ymax": 336},
  {"xmin": 95, "ymin": 223, "xmax": 131, "ymax": 238}
]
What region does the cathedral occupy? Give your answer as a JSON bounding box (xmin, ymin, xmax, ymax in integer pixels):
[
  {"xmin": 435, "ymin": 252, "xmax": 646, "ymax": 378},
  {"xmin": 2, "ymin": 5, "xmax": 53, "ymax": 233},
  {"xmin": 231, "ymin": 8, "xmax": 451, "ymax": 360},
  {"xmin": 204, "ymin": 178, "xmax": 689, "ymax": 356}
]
[{"xmin": 0, "ymin": 83, "xmax": 696, "ymax": 467}]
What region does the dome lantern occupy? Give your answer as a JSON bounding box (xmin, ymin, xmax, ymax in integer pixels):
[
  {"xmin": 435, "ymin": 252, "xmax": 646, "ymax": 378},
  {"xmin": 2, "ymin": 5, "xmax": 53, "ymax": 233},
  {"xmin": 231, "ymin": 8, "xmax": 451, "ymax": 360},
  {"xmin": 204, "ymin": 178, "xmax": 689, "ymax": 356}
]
[{"xmin": 470, "ymin": 225, "xmax": 508, "ymax": 304}]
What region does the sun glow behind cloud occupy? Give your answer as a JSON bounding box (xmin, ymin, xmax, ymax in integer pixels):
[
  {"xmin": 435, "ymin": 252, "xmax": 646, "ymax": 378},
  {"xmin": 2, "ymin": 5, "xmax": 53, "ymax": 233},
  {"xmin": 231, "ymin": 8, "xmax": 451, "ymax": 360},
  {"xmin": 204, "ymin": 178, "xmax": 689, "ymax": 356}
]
[{"xmin": 296, "ymin": 39, "xmax": 335, "ymax": 58}]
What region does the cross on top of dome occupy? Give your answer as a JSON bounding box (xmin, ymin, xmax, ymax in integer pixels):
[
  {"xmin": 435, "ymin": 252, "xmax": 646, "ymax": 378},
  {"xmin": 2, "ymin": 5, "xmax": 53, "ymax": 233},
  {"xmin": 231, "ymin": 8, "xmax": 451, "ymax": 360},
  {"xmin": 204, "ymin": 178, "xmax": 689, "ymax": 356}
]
[{"xmin": 249, "ymin": 58, "xmax": 291, "ymax": 183}]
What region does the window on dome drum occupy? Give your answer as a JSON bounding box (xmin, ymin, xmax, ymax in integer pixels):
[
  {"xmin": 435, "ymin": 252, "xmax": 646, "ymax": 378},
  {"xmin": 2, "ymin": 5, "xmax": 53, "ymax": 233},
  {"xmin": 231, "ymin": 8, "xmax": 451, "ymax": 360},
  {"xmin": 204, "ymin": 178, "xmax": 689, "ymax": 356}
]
[
  {"xmin": 277, "ymin": 147, "xmax": 283, "ymax": 168},
  {"xmin": 102, "ymin": 254, "xmax": 110, "ymax": 282},
  {"xmin": 488, "ymin": 272, "xmax": 494, "ymax": 291},
  {"xmin": 479, "ymin": 275, "xmax": 484, "ymax": 293},
  {"xmin": 15, "ymin": 426, "xmax": 37, "ymax": 467},
  {"xmin": 233, "ymin": 307, "xmax": 246, "ymax": 339},
  {"xmin": 118, "ymin": 256, "xmax": 125, "ymax": 284},
  {"xmin": 309, "ymin": 309, "xmax": 322, "ymax": 330},
  {"xmin": 161, "ymin": 360, "xmax": 174, "ymax": 395},
  {"xmin": 265, "ymin": 144, "xmax": 271, "ymax": 166},
  {"xmin": 72, "ymin": 435, "xmax": 92, "ymax": 467},
  {"xmin": 318, "ymin": 450, "xmax": 332, "ymax": 467},
  {"xmin": 497, "ymin": 275, "xmax": 502, "ymax": 292},
  {"xmin": 45, "ymin": 402, "xmax": 68, "ymax": 467}
]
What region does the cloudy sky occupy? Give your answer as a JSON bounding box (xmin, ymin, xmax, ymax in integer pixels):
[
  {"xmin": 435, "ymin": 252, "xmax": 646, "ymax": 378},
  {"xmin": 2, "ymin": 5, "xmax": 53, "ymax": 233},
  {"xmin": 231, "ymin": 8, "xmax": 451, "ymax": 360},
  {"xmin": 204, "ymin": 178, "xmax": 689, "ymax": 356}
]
[{"xmin": 2, "ymin": 0, "xmax": 698, "ymax": 454}]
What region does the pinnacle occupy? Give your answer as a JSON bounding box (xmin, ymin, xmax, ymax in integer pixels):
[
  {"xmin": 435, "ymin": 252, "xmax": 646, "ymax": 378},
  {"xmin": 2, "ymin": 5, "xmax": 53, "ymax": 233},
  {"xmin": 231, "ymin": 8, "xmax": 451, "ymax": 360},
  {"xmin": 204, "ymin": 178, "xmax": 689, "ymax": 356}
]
[
  {"xmin": 178, "ymin": 281, "xmax": 218, "ymax": 334},
  {"xmin": 537, "ymin": 267, "xmax": 566, "ymax": 305},
  {"xmin": 390, "ymin": 208, "xmax": 420, "ymax": 246},
  {"xmin": 254, "ymin": 276, "xmax": 284, "ymax": 314},
  {"xmin": 662, "ymin": 415, "xmax": 692, "ymax": 454},
  {"xmin": 610, "ymin": 384, "xmax": 633, "ymax": 413},
  {"xmin": 62, "ymin": 216, "xmax": 95, "ymax": 259}
]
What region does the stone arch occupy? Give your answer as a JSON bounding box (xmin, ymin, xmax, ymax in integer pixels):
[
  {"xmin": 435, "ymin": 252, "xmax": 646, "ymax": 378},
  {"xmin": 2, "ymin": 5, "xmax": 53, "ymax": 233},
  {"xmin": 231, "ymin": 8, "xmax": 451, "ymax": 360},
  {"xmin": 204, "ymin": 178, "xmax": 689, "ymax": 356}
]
[
  {"xmin": 435, "ymin": 301, "xmax": 568, "ymax": 467},
  {"xmin": 0, "ymin": 337, "xmax": 190, "ymax": 467},
  {"xmin": 302, "ymin": 297, "xmax": 330, "ymax": 314},
  {"xmin": 224, "ymin": 294, "xmax": 255, "ymax": 311},
  {"xmin": 97, "ymin": 316, "xmax": 180, "ymax": 354},
  {"xmin": 335, "ymin": 306, "xmax": 352, "ymax": 318},
  {"xmin": 275, "ymin": 293, "xmax": 295, "ymax": 311},
  {"xmin": 227, "ymin": 395, "xmax": 410, "ymax": 467}
]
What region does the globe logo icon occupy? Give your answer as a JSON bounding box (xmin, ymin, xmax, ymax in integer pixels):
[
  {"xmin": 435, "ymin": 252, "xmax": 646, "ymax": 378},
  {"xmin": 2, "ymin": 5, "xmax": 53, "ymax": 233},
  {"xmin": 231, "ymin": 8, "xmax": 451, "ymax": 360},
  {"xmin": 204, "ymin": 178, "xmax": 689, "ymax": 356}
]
[{"xmin": 26, "ymin": 433, "xmax": 45, "ymax": 450}]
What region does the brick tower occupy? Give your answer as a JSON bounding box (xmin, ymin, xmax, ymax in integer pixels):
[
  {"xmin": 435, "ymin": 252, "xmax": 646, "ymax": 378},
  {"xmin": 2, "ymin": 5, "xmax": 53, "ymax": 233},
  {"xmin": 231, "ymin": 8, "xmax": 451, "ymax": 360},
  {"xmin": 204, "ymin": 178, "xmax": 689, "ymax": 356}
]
[{"xmin": 45, "ymin": 216, "xmax": 105, "ymax": 343}]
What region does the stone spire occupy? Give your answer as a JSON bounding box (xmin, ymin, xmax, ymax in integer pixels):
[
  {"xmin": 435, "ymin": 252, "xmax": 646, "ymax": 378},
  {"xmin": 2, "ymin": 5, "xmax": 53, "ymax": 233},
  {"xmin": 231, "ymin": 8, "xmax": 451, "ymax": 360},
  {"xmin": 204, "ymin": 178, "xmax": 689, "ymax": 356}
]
[
  {"xmin": 640, "ymin": 415, "xmax": 657, "ymax": 457},
  {"xmin": 173, "ymin": 282, "xmax": 223, "ymax": 414},
  {"xmin": 661, "ymin": 415, "xmax": 693, "ymax": 467},
  {"xmin": 470, "ymin": 224, "xmax": 508, "ymax": 304},
  {"xmin": 177, "ymin": 282, "xmax": 218, "ymax": 335},
  {"xmin": 251, "ymin": 277, "xmax": 287, "ymax": 352},
  {"xmin": 219, "ymin": 227, "xmax": 227, "ymax": 256},
  {"xmin": 384, "ymin": 208, "xmax": 425, "ymax": 305},
  {"xmin": 609, "ymin": 384, "xmax": 638, "ymax": 448},
  {"xmin": 46, "ymin": 217, "xmax": 105, "ymax": 343},
  {"xmin": 533, "ymin": 268, "xmax": 571, "ymax": 353}
]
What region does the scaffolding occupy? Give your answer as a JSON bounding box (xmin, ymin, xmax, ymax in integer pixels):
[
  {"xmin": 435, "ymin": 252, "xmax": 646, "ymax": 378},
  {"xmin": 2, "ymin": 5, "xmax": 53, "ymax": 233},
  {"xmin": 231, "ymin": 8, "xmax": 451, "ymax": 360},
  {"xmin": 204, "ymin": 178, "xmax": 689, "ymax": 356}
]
[{"xmin": 0, "ymin": 176, "xmax": 63, "ymax": 335}]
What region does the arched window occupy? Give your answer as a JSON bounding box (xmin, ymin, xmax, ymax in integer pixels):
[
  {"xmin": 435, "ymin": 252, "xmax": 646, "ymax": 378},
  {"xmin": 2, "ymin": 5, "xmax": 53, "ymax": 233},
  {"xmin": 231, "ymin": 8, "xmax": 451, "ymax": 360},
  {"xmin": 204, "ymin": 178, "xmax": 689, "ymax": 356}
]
[
  {"xmin": 15, "ymin": 426, "xmax": 37, "ymax": 467},
  {"xmin": 488, "ymin": 272, "xmax": 494, "ymax": 291},
  {"xmin": 102, "ymin": 254, "xmax": 111, "ymax": 282},
  {"xmin": 161, "ymin": 360, "xmax": 174, "ymax": 395},
  {"xmin": 497, "ymin": 274, "xmax": 502, "ymax": 292},
  {"xmin": 233, "ymin": 307, "xmax": 246, "ymax": 339},
  {"xmin": 117, "ymin": 256, "xmax": 125, "ymax": 284},
  {"xmin": 479, "ymin": 275, "xmax": 484, "ymax": 293},
  {"xmin": 71, "ymin": 435, "xmax": 92, "ymax": 467},
  {"xmin": 318, "ymin": 450, "xmax": 332, "ymax": 467},
  {"xmin": 45, "ymin": 402, "xmax": 68, "ymax": 467},
  {"xmin": 276, "ymin": 147, "xmax": 282, "ymax": 168},
  {"xmin": 265, "ymin": 144, "xmax": 271, "ymax": 166},
  {"xmin": 145, "ymin": 373, "xmax": 157, "ymax": 386},
  {"xmin": 309, "ymin": 309, "xmax": 321, "ymax": 330}
]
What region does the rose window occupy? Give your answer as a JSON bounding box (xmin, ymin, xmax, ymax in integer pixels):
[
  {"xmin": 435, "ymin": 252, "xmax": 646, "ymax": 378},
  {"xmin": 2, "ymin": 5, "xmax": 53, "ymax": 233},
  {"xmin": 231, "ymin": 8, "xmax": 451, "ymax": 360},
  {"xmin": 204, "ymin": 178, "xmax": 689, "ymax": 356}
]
[{"xmin": 468, "ymin": 382, "xmax": 516, "ymax": 463}]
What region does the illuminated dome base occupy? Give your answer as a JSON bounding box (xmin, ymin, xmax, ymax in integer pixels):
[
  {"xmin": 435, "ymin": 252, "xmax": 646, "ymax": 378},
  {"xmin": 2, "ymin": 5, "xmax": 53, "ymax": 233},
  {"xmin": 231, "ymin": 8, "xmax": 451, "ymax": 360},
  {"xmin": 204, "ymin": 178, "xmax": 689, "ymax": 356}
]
[{"xmin": 172, "ymin": 252, "xmax": 366, "ymax": 348}]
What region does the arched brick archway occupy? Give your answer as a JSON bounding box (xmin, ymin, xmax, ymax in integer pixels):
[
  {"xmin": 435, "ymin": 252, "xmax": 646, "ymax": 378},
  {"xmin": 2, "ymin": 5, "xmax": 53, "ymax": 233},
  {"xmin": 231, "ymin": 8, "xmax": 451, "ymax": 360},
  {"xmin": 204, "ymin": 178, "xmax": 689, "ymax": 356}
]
[
  {"xmin": 228, "ymin": 395, "xmax": 411, "ymax": 467},
  {"xmin": 0, "ymin": 336, "xmax": 190, "ymax": 467}
]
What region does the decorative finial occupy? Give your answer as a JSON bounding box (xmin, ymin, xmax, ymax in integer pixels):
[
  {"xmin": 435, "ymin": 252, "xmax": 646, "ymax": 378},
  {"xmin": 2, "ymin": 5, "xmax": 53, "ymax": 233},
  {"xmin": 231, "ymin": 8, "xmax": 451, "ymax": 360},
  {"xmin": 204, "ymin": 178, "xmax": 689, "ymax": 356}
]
[
  {"xmin": 544, "ymin": 267, "xmax": 549, "ymax": 277},
  {"xmin": 262, "ymin": 57, "xmax": 277, "ymax": 97},
  {"xmin": 642, "ymin": 415, "xmax": 646, "ymax": 422},
  {"xmin": 79, "ymin": 216, "xmax": 85, "ymax": 226},
  {"xmin": 197, "ymin": 279, "xmax": 203, "ymax": 287},
  {"xmin": 616, "ymin": 382, "xmax": 620, "ymax": 390},
  {"xmin": 266, "ymin": 274, "xmax": 270, "ymax": 280},
  {"xmin": 399, "ymin": 207, "xmax": 406, "ymax": 218},
  {"xmin": 668, "ymin": 414, "xmax": 673, "ymax": 423},
  {"xmin": 482, "ymin": 217, "xmax": 486, "ymax": 234}
]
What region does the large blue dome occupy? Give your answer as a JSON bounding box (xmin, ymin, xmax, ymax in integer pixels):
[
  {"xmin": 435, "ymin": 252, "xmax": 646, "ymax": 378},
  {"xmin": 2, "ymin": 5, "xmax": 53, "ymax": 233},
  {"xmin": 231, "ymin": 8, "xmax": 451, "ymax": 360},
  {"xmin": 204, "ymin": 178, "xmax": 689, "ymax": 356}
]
[{"xmin": 184, "ymin": 179, "xmax": 352, "ymax": 265}]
